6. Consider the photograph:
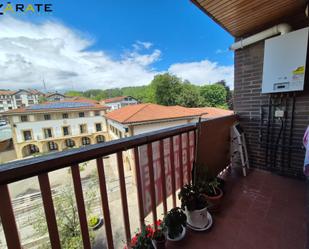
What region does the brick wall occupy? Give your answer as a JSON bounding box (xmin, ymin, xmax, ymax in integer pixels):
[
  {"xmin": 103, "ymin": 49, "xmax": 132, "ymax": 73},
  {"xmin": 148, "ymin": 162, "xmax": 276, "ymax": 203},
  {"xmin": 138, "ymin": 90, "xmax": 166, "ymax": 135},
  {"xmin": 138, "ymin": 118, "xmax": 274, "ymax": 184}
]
[{"xmin": 234, "ymin": 37, "xmax": 309, "ymax": 178}]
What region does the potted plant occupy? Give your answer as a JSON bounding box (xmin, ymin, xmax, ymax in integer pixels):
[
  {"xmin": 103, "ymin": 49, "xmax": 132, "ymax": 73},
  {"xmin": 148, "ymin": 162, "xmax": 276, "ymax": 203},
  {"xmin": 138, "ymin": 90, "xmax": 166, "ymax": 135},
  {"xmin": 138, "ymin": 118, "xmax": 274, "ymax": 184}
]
[
  {"xmin": 200, "ymin": 178, "xmax": 224, "ymax": 213},
  {"xmin": 178, "ymin": 184, "xmax": 208, "ymax": 229},
  {"xmin": 88, "ymin": 215, "xmax": 103, "ymax": 230},
  {"xmin": 163, "ymin": 207, "xmax": 187, "ymax": 241},
  {"xmin": 151, "ymin": 220, "xmax": 166, "ymax": 249},
  {"xmin": 126, "ymin": 225, "xmax": 154, "ymax": 249}
]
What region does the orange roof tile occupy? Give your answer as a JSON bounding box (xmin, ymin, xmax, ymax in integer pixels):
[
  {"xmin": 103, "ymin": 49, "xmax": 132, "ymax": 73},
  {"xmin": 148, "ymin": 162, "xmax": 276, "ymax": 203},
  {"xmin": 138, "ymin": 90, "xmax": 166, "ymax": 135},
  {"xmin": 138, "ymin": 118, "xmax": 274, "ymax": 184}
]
[
  {"xmin": 0, "ymin": 90, "xmax": 15, "ymax": 95},
  {"xmin": 103, "ymin": 96, "xmax": 136, "ymax": 103},
  {"xmin": 105, "ymin": 103, "xmax": 233, "ymax": 124}
]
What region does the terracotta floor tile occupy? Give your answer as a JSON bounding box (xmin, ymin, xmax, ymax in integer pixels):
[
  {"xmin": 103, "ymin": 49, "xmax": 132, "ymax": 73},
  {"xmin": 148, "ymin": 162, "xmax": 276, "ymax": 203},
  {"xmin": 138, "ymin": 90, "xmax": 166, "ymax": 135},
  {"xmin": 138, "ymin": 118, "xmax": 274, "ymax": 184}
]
[{"xmin": 167, "ymin": 168, "xmax": 307, "ymax": 249}]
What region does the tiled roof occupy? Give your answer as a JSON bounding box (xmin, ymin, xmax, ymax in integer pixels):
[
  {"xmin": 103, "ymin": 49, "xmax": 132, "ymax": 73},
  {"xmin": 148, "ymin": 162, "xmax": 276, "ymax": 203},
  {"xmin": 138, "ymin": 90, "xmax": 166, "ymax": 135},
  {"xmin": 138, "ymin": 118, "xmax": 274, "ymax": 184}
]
[
  {"xmin": 0, "ymin": 90, "xmax": 15, "ymax": 95},
  {"xmin": 103, "ymin": 96, "xmax": 130, "ymax": 103},
  {"xmin": 105, "ymin": 103, "xmax": 233, "ymax": 124}
]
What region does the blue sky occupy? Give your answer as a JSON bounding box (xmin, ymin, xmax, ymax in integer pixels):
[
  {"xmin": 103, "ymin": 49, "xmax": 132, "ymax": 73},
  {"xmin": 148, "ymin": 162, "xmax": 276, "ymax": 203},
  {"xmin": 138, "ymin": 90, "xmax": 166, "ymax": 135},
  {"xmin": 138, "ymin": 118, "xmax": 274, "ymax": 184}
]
[{"xmin": 0, "ymin": 0, "xmax": 234, "ymax": 90}]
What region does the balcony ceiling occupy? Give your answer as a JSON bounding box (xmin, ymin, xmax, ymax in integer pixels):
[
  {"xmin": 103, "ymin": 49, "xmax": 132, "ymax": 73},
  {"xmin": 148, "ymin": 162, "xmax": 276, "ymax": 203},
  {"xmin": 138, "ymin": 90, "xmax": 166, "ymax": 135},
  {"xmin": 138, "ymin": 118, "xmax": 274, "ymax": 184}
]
[{"xmin": 192, "ymin": 0, "xmax": 306, "ymax": 37}]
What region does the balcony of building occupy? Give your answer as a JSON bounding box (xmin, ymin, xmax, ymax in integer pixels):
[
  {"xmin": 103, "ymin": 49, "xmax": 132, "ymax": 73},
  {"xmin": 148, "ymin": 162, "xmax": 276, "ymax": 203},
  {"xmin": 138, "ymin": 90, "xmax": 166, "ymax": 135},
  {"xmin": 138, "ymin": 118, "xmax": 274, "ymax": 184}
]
[{"xmin": 0, "ymin": 114, "xmax": 307, "ymax": 249}]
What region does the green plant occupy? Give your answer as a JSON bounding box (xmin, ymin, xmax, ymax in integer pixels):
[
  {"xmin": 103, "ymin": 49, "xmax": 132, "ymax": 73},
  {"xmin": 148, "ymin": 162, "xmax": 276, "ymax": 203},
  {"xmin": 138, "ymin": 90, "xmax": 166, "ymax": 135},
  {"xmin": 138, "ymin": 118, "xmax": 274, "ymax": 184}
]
[
  {"xmin": 163, "ymin": 208, "xmax": 186, "ymax": 239},
  {"xmin": 152, "ymin": 219, "xmax": 166, "ymax": 241},
  {"xmin": 88, "ymin": 216, "xmax": 99, "ymax": 227},
  {"xmin": 125, "ymin": 225, "xmax": 154, "ymax": 249},
  {"xmin": 178, "ymin": 184, "xmax": 208, "ymax": 211}
]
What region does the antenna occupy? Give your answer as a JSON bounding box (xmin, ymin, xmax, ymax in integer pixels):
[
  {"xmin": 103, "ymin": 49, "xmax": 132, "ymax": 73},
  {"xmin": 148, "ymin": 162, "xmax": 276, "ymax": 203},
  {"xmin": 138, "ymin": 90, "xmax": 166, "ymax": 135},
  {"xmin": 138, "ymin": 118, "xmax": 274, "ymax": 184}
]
[{"xmin": 43, "ymin": 78, "xmax": 47, "ymax": 91}]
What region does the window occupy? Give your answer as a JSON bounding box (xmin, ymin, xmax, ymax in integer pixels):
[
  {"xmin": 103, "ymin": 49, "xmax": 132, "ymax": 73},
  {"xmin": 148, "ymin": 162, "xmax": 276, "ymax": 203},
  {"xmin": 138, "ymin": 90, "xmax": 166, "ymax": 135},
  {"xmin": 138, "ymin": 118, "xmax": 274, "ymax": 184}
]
[
  {"xmin": 79, "ymin": 112, "xmax": 85, "ymax": 117},
  {"xmin": 7, "ymin": 100, "xmax": 11, "ymax": 104},
  {"xmin": 65, "ymin": 139, "xmax": 75, "ymax": 148},
  {"xmin": 48, "ymin": 141, "xmax": 58, "ymax": 151},
  {"xmin": 82, "ymin": 137, "xmax": 91, "ymax": 145},
  {"xmin": 80, "ymin": 124, "xmax": 87, "ymax": 134},
  {"xmin": 44, "ymin": 114, "xmax": 51, "ymax": 120},
  {"xmin": 8, "ymin": 107, "xmax": 12, "ymax": 110},
  {"xmin": 29, "ymin": 144, "xmax": 39, "ymax": 154},
  {"xmin": 62, "ymin": 113, "xmax": 68, "ymax": 119},
  {"xmin": 96, "ymin": 135, "xmax": 105, "ymax": 143},
  {"xmin": 23, "ymin": 130, "xmax": 32, "ymax": 141},
  {"xmin": 63, "ymin": 126, "xmax": 70, "ymax": 136},
  {"xmin": 94, "ymin": 111, "xmax": 100, "ymax": 116},
  {"xmin": 95, "ymin": 123, "xmax": 102, "ymax": 132},
  {"xmin": 21, "ymin": 115, "xmax": 28, "ymax": 122},
  {"xmin": 43, "ymin": 128, "xmax": 52, "ymax": 138},
  {"xmin": 28, "ymin": 100, "xmax": 34, "ymax": 104}
]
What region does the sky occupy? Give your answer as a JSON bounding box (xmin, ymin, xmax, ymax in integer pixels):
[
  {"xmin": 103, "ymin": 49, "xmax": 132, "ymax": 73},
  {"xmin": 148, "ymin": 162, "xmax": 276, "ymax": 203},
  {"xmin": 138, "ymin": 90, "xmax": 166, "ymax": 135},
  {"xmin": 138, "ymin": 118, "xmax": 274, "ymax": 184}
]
[{"xmin": 0, "ymin": 0, "xmax": 234, "ymax": 91}]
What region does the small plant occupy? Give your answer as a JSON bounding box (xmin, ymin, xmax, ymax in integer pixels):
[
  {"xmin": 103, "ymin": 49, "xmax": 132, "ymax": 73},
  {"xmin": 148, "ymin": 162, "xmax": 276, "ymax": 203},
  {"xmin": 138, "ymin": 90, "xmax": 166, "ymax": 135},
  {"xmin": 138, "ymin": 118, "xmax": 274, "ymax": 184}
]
[
  {"xmin": 152, "ymin": 220, "xmax": 166, "ymax": 241},
  {"xmin": 178, "ymin": 184, "xmax": 208, "ymax": 211},
  {"xmin": 88, "ymin": 215, "xmax": 99, "ymax": 228},
  {"xmin": 126, "ymin": 225, "xmax": 154, "ymax": 249},
  {"xmin": 163, "ymin": 207, "xmax": 186, "ymax": 239}
]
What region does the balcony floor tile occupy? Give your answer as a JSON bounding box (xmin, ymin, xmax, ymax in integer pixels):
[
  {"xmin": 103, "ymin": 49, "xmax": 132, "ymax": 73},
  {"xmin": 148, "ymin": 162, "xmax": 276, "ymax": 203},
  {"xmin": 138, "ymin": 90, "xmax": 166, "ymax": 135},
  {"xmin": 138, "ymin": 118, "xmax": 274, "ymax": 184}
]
[{"xmin": 166, "ymin": 168, "xmax": 308, "ymax": 249}]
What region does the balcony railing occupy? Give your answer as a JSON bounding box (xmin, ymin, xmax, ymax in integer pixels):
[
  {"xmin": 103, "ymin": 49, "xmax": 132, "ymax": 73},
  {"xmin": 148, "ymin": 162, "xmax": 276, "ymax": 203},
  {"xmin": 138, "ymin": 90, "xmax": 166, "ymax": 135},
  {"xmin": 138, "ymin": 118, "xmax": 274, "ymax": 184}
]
[{"xmin": 0, "ymin": 115, "xmax": 236, "ymax": 249}]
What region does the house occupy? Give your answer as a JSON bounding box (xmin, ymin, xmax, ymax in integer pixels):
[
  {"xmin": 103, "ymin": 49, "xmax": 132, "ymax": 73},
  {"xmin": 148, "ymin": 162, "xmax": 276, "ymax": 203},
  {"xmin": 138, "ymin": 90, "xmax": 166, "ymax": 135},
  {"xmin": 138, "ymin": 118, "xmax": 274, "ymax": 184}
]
[
  {"xmin": 105, "ymin": 103, "xmax": 232, "ymax": 139},
  {"xmin": 45, "ymin": 92, "xmax": 67, "ymax": 102},
  {"xmin": 0, "ymin": 90, "xmax": 16, "ymax": 112},
  {"xmin": 101, "ymin": 96, "xmax": 139, "ymax": 111},
  {"xmin": 2, "ymin": 100, "xmax": 109, "ymax": 158},
  {"xmin": 0, "ymin": 89, "xmax": 43, "ymax": 112}
]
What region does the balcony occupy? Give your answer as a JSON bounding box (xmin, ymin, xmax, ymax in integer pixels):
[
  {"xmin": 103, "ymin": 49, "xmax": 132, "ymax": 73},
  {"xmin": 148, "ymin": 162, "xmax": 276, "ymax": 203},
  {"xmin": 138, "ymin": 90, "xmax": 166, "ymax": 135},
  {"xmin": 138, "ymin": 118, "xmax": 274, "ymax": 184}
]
[{"xmin": 0, "ymin": 115, "xmax": 307, "ymax": 249}]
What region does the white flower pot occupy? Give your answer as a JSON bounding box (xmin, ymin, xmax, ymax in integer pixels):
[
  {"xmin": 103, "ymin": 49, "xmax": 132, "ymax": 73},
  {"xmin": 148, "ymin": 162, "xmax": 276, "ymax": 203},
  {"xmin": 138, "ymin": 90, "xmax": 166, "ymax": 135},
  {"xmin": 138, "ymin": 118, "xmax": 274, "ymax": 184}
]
[
  {"xmin": 167, "ymin": 225, "xmax": 186, "ymax": 241},
  {"xmin": 186, "ymin": 206, "xmax": 209, "ymax": 229}
]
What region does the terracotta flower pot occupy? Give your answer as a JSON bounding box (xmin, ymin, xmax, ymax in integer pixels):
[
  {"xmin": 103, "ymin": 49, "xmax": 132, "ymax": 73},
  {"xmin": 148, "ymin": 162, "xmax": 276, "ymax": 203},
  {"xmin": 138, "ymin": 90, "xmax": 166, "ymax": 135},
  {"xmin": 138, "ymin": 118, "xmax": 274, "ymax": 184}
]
[
  {"xmin": 204, "ymin": 187, "xmax": 223, "ymax": 213},
  {"xmin": 152, "ymin": 237, "xmax": 166, "ymax": 249}
]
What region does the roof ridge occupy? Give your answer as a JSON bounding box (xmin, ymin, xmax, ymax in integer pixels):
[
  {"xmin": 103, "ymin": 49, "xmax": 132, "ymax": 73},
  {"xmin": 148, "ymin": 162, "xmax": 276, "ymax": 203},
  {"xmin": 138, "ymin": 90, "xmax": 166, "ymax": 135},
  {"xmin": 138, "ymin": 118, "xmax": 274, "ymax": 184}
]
[{"xmin": 123, "ymin": 103, "xmax": 152, "ymax": 123}]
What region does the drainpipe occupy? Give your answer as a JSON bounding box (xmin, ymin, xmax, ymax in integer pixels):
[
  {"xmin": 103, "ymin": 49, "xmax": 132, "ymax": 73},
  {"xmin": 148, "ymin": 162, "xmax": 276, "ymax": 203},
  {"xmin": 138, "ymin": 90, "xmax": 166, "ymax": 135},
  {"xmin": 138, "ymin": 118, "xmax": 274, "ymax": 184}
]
[{"xmin": 229, "ymin": 23, "xmax": 292, "ymax": 50}]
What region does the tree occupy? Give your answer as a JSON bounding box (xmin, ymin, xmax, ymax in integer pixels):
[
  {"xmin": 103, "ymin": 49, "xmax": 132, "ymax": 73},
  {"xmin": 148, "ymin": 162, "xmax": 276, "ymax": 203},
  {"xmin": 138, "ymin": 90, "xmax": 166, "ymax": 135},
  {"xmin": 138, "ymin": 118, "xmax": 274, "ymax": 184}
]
[
  {"xmin": 65, "ymin": 91, "xmax": 84, "ymax": 97},
  {"xmin": 176, "ymin": 81, "xmax": 203, "ymax": 107},
  {"xmin": 30, "ymin": 183, "xmax": 97, "ymax": 249},
  {"xmin": 200, "ymin": 83, "xmax": 228, "ymax": 108},
  {"xmin": 216, "ymin": 80, "xmax": 233, "ymax": 109},
  {"xmin": 150, "ymin": 73, "xmax": 182, "ymax": 106}
]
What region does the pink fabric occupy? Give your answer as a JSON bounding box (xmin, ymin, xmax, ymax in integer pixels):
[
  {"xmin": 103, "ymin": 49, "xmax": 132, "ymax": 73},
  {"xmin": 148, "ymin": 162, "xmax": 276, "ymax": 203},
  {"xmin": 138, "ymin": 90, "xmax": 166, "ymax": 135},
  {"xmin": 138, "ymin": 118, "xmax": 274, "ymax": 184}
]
[{"xmin": 303, "ymin": 126, "xmax": 309, "ymax": 176}]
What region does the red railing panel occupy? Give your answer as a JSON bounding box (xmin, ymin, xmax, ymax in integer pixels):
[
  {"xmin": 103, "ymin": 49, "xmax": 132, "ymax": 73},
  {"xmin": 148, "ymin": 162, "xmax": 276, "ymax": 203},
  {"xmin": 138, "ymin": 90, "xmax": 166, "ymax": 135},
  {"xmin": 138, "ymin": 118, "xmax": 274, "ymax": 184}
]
[
  {"xmin": 116, "ymin": 152, "xmax": 131, "ymax": 244},
  {"xmin": 133, "ymin": 147, "xmax": 145, "ymax": 230},
  {"xmin": 159, "ymin": 140, "xmax": 168, "ymax": 215},
  {"xmin": 38, "ymin": 173, "xmax": 61, "ymax": 249},
  {"xmin": 169, "ymin": 137, "xmax": 177, "ymax": 208},
  {"xmin": 71, "ymin": 164, "xmax": 91, "ymax": 249},
  {"xmin": 179, "ymin": 134, "xmax": 184, "ymax": 188},
  {"xmin": 96, "ymin": 157, "xmax": 114, "ymax": 249},
  {"xmin": 186, "ymin": 132, "xmax": 191, "ymax": 184},
  {"xmin": 147, "ymin": 143, "xmax": 157, "ymax": 228},
  {"xmin": 0, "ymin": 185, "xmax": 22, "ymax": 249}
]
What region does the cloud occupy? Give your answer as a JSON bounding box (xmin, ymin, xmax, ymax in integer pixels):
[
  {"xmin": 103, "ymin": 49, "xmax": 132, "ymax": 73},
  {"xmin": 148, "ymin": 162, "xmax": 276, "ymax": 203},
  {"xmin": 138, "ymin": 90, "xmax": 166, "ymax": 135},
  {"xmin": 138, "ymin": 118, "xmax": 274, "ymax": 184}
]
[
  {"xmin": 0, "ymin": 16, "xmax": 234, "ymax": 91},
  {"xmin": 168, "ymin": 60, "xmax": 234, "ymax": 88}
]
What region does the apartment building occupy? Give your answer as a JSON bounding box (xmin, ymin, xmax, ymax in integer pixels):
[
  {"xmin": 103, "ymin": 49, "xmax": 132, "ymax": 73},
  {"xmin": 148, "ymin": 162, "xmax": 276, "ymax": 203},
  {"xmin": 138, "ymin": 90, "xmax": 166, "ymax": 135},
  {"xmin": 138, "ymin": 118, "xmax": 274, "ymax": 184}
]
[
  {"xmin": 45, "ymin": 92, "xmax": 66, "ymax": 102},
  {"xmin": 2, "ymin": 100, "xmax": 108, "ymax": 158},
  {"xmin": 101, "ymin": 96, "xmax": 139, "ymax": 111},
  {"xmin": 0, "ymin": 89, "xmax": 43, "ymax": 112}
]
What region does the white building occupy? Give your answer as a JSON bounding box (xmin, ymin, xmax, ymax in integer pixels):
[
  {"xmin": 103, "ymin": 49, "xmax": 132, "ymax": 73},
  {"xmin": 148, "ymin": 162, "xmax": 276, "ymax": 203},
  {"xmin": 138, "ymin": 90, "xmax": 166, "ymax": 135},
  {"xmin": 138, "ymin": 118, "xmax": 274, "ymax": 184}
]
[
  {"xmin": 101, "ymin": 96, "xmax": 139, "ymax": 111},
  {"xmin": 0, "ymin": 89, "xmax": 43, "ymax": 113},
  {"xmin": 2, "ymin": 100, "xmax": 109, "ymax": 158},
  {"xmin": 45, "ymin": 92, "xmax": 67, "ymax": 102},
  {"xmin": 105, "ymin": 103, "xmax": 233, "ymax": 138}
]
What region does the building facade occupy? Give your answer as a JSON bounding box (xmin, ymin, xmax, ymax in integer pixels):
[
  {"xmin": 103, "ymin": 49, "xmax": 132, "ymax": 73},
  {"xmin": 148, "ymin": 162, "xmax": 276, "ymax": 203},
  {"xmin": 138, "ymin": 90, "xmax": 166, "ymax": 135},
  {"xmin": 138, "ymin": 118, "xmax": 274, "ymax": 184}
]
[
  {"xmin": 2, "ymin": 101, "xmax": 109, "ymax": 158},
  {"xmin": 101, "ymin": 96, "xmax": 139, "ymax": 111},
  {"xmin": 45, "ymin": 92, "xmax": 66, "ymax": 102},
  {"xmin": 0, "ymin": 89, "xmax": 43, "ymax": 113}
]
